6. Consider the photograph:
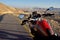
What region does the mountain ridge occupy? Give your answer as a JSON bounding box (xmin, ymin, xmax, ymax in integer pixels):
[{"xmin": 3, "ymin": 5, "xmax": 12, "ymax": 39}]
[{"xmin": 0, "ymin": 3, "xmax": 24, "ymax": 15}]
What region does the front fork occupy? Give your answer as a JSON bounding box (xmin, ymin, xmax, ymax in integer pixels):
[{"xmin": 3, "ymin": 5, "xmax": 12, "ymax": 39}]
[{"xmin": 46, "ymin": 28, "xmax": 58, "ymax": 36}]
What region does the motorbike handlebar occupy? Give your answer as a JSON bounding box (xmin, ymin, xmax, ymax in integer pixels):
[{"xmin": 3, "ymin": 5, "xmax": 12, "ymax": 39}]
[
  {"xmin": 21, "ymin": 18, "xmax": 38, "ymax": 25},
  {"xmin": 21, "ymin": 13, "xmax": 54, "ymax": 25}
]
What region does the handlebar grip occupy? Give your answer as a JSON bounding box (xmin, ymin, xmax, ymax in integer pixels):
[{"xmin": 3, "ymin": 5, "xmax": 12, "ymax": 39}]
[
  {"xmin": 21, "ymin": 23, "xmax": 24, "ymax": 25},
  {"xmin": 42, "ymin": 14, "xmax": 54, "ymax": 17},
  {"xmin": 21, "ymin": 20, "xmax": 28, "ymax": 25}
]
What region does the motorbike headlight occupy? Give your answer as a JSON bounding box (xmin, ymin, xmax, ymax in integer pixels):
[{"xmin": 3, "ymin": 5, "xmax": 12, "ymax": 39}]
[{"xmin": 18, "ymin": 14, "xmax": 25, "ymax": 19}]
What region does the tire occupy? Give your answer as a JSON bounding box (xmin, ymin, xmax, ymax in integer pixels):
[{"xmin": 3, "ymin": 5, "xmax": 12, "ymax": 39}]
[{"xmin": 46, "ymin": 29, "xmax": 51, "ymax": 36}]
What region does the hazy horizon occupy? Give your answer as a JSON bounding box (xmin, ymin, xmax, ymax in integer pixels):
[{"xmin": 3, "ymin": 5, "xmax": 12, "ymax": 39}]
[{"xmin": 0, "ymin": 0, "xmax": 60, "ymax": 8}]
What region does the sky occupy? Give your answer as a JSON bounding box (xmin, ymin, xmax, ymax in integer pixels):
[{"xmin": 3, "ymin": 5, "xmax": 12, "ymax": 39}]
[{"xmin": 0, "ymin": 0, "xmax": 60, "ymax": 8}]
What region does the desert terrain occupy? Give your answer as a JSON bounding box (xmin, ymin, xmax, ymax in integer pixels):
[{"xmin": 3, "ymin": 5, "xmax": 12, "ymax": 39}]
[{"xmin": 0, "ymin": 3, "xmax": 60, "ymax": 36}]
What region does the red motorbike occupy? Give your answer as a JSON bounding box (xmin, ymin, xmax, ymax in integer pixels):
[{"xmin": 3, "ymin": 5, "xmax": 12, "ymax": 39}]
[{"xmin": 21, "ymin": 18, "xmax": 57, "ymax": 37}]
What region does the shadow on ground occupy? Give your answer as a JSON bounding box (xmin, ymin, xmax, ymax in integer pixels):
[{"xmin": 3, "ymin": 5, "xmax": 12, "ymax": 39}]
[
  {"xmin": 27, "ymin": 27, "xmax": 60, "ymax": 40},
  {"xmin": 0, "ymin": 31, "xmax": 32, "ymax": 40},
  {"xmin": 33, "ymin": 35, "xmax": 60, "ymax": 40},
  {"xmin": 33, "ymin": 32, "xmax": 60, "ymax": 40}
]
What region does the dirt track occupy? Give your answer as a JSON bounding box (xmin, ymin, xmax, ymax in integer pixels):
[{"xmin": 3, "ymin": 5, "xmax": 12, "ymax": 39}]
[{"xmin": 0, "ymin": 14, "xmax": 32, "ymax": 40}]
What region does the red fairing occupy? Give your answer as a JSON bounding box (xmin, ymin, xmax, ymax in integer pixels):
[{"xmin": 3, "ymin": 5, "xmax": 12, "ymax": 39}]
[{"xmin": 37, "ymin": 19, "xmax": 51, "ymax": 33}]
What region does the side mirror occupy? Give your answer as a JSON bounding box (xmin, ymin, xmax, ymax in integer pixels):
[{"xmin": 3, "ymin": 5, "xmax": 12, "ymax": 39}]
[{"xmin": 18, "ymin": 14, "xmax": 25, "ymax": 19}]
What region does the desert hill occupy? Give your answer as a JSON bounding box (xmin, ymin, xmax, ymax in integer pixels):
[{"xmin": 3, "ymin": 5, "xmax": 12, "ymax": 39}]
[{"xmin": 0, "ymin": 3, "xmax": 24, "ymax": 16}]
